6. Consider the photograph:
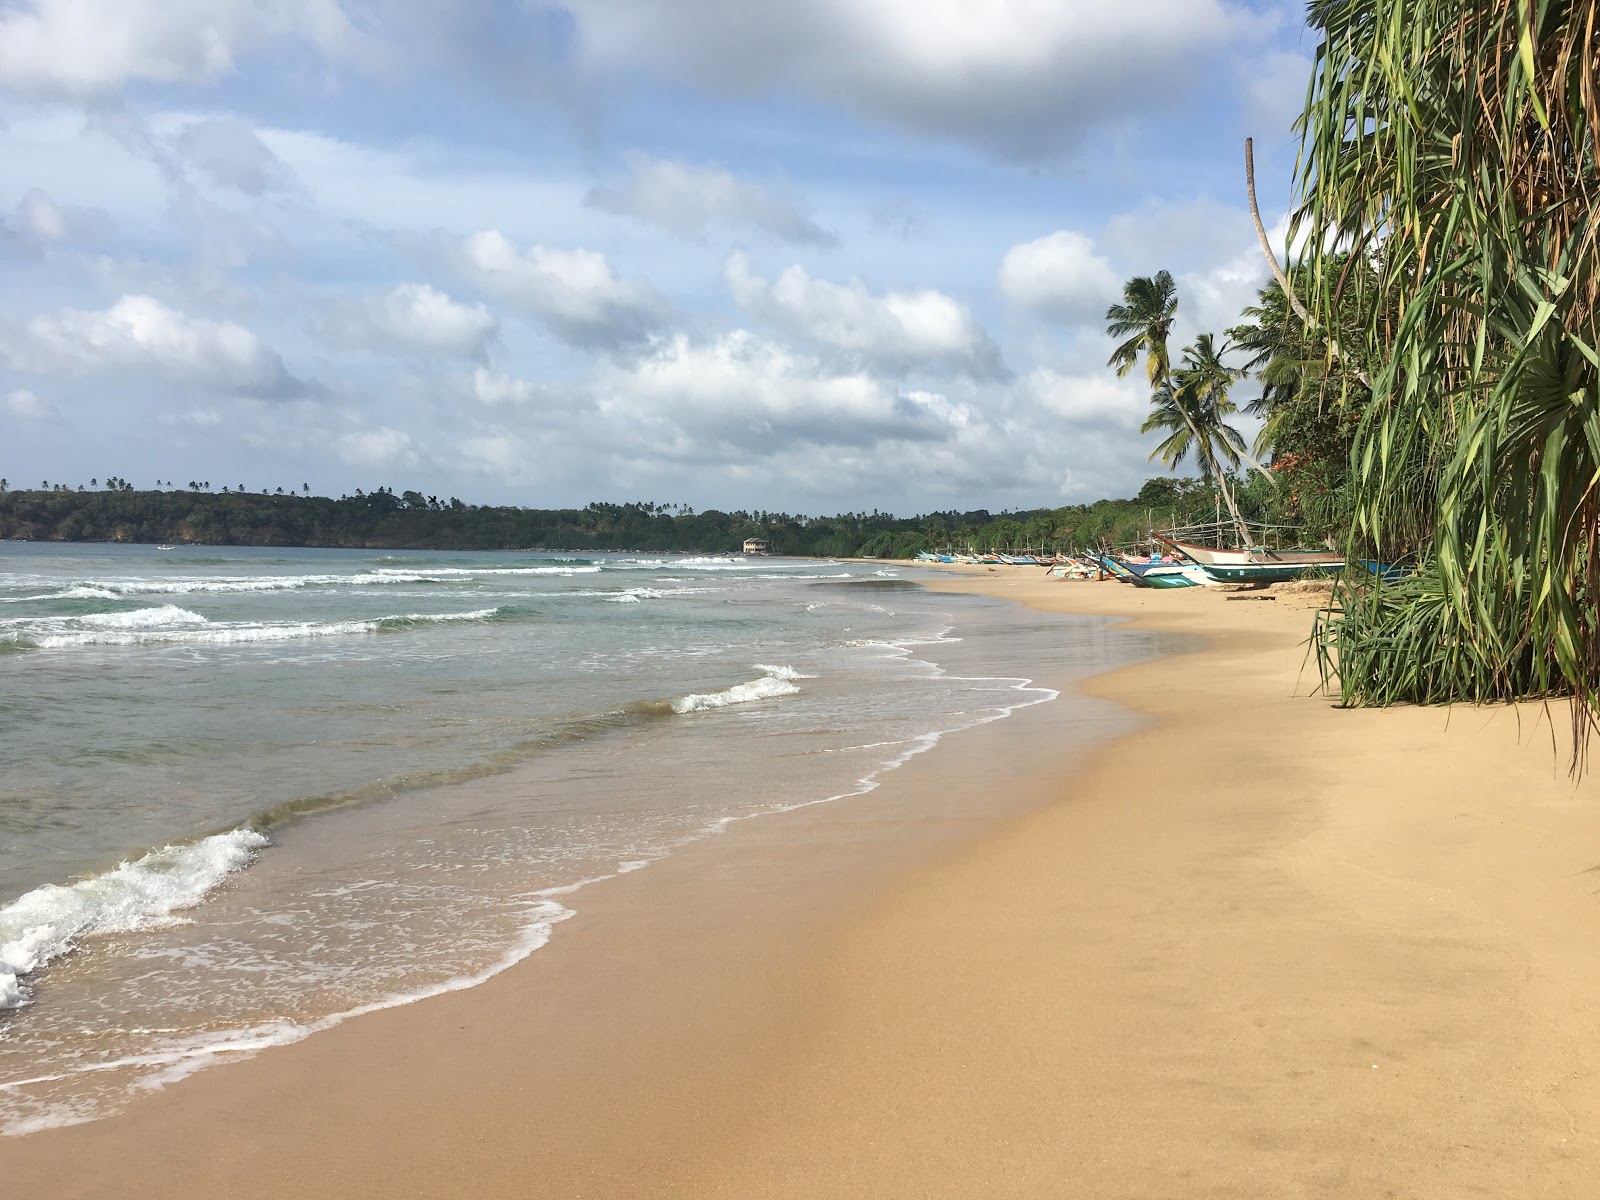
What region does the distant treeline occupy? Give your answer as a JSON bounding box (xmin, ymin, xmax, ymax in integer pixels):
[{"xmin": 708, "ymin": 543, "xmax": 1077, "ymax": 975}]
[{"xmin": 0, "ymin": 477, "xmax": 1259, "ymax": 558}]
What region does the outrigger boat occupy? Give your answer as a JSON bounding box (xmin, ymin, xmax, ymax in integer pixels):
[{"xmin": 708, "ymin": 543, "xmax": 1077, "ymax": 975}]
[
  {"xmin": 1156, "ymin": 535, "xmax": 1342, "ymax": 568},
  {"xmin": 1198, "ymin": 559, "xmax": 1343, "ymax": 584}
]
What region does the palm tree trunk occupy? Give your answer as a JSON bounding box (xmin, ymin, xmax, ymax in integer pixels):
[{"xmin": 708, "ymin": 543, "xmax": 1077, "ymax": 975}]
[
  {"xmin": 1163, "ymin": 363, "xmax": 1253, "ymax": 547},
  {"xmin": 1203, "ymin": 445, "xmax": 1252, "ymax": 547}
]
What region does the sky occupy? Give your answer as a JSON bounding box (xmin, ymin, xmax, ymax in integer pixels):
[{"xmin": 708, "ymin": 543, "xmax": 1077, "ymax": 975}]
[{"xmin": 0, "ymin": 0, "xmax": 1317, "ymax": 516}]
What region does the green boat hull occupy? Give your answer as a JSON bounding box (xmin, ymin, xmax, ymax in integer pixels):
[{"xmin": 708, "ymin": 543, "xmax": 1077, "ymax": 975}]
[{"xmin": 1199, "ymin": 562, "xmax": 1342, "ymax": 584}]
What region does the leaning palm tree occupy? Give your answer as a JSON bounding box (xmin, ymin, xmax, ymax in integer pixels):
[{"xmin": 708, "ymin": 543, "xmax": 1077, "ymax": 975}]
[
  {"xmin": 1142, "ymin": 335, "xmax": 1252, "ymax": 543},
  {"xmin": 1107, "ymin": 272, "xmax": 1254, "ymax": 544},
  {"xmin": 1296, "ymin": 0, "xmax": 1600, "ymax": 766}
]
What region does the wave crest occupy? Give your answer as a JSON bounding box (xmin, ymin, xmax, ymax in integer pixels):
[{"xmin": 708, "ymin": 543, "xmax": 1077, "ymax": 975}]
[{"xmin": 0, "ymin": 830, "xmax": 268, "ymax": 1010}]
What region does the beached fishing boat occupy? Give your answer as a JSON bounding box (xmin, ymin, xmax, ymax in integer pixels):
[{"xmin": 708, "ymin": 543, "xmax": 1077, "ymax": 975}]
[
  {"xmin": 1158, "ymin": 535, "xmax": 1343, "ymax": 569},
  {"xmin": 1156, "ymin": 536, "xmax": 1255, "ymax": 565},
  {"xmin": 1137, "ymin": 566, "xmax": 1203, "ymax": 588},
  {"xmin": 1199, "ymin": 560, "xmax": 1343, "ymax": 584}
]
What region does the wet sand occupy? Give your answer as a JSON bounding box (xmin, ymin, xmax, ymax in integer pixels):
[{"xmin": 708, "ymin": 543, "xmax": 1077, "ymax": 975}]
[{"xmin": 12, "ymin": 569, "xmax": 1600, "ymax": 1198}]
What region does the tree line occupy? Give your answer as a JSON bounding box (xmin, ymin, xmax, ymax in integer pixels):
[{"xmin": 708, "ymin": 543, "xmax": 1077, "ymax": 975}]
[{"xmin": 0, "ymin": 479, "xmax": 1249, "ymax": 559}]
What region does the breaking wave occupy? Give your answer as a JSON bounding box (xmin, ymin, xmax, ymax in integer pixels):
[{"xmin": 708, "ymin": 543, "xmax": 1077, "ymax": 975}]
[
  {"xmin": 0, "ymin": 830, "xmax": 268, "ymax": 1010},
  {"xmin": 0, "ymin": 606, "xmax": 524, "ymax": 651}
]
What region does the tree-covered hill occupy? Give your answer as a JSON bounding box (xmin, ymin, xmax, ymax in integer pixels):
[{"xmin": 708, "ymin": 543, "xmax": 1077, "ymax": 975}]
[{"xmin": 0, "ymin": 478, "xmax": 1242, "ymax": 558}]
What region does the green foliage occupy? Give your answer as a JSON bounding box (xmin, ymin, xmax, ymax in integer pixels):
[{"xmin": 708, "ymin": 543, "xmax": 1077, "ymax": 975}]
[
  {"xmin": 0, "ymin": 481, "xmax": 1226, "ymax": 558},
  {"xmin": 1295, "ymin": 0, "xmax": 1600, "ymax": 762}
]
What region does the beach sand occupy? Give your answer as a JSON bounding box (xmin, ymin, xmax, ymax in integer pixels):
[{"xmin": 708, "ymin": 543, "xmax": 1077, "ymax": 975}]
[{"xmin": 12, "ymin": 569, "xmax": 1600, "ymax": 1198}]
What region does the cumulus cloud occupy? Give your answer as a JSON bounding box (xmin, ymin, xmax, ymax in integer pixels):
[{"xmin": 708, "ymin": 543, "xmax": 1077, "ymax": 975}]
[
  {"xmin": 0, "ymin": 0, "xmax": 357, "ymax": 96},
  {"xmin": 452, "ymin": 230, "xmax": 668, "ymax": 348},
  {"xmin": 565, "ymin": 0, "xmax": 1244, "ymax": 157},
  {"xmin": 2, "ymin": 188, "xmax": 114, "ymax": 250},
  {"xmin": 1026, "ymin": 368, "xmax": 1148, "ymax": 427},
  {"xmin": 1243, "ymin": 51, "xmax": 1315, "ymax": 138},
  {"xmin": 0, "ymin": 293, "xmax": 304, "ymax": 397},
  {"xmin": 175, "ymin": 117, "xmax": 299, "ymax": 195},
  {"xmin": 471, "ymin": 367, "xmax": 544, "ymax": 407},
  {"xmin": 998, "ymin": 230, "xmax": 1122, "ymax": 324},
  {"xmin": 3, "ymin": 387, "xmax": 59, "ymax": 420},
  {"xmin": 334, "ymin": 425, "xmax": 418, "ymax": 468},
  {"xmin": 317, "ymin": 283, "xmax": 498, "ymax": 359},
  {"xmin": 586, "ymin": 155, "xmax": 834, "ymax": 245},
  {"xmin": 725, "ymin": 253, "xmax": 1005, "ymax": 377},
  {"xmin": 457, "ymin": 432, "xmax": 532, "ymax": 477},
  {"xmin": 593, "ymin": 329, "xmax": 967, "ymax": 453}
]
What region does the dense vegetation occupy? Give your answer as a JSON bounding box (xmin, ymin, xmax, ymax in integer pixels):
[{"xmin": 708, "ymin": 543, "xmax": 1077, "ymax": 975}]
[
  {"xmin": 1100, "ymin": 2, "xmax": 1598, "ymax": 764},
  {"xmin": 1289, "ymin": 1, "xmax": 1599, "ymax": 758},
  {"xmin": 0, "ymin": 478, "xmax": 1250, "ymax": 559}
]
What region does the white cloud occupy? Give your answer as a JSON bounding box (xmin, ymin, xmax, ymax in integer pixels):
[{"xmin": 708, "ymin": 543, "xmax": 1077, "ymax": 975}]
[
  {"xmin": 15, "ymin": 188, "xmax": 68, "ymax": 241},
  {"xmin": 175, "ymin": 117, "xmax": 299, "ymax": 195},
  {"xmin": 158, "ymin": 407, "xmax": 224, "ymax": 427},
  {"xmin": 318, "ymin": 283, "xmax": 498, "ymax": 359},
  {"xmin": 725, "ymin": 254, "xmax": 1005, "ymax": 377},
  {"xmin": 566, "ymin": 0, "xmax": 1246, "ymax": 157},
  {"xmin": 454, "ymin": 230, "xmax": 668, "ymax": 348},
  {"xmin": 998, "ymin": 230, "xmax": 1122, "ymax": 324},
  {"xmin": 0, "ymin": 0, "xmax": 358, "ymax": 96},
  {"xmin": 3, "ymin": 187, "xmax": 113, "ymax": 248},
  {"xmin": 334, "ymin": 426, "xmax": 418, "ymax": 468},
  {"xmin": 0, "ymin": 293, "xmax": 303, "ymax": 397},
  {"xmin": 3, "ymin": 387, "xmax": 58, "ymax": 420},
  {"xmin": 1026, "ymin": 369, "xmax": 1147, "ymax": 426},
  {"xmin": 593, "ymin": 329, "xmax": 965, "ymax": 452},
  {"xmin": 471, "ymin": 367, "xmax": 543, "ymax": 407},
  {"xmin": 586, "ymin": 155, "xmax": 834, "ymax": 245},
  {"xmin": 457, "ymin": 432, "xmax": 532, "ymax": 477},
  {"xmin": 1243, "ymin": 51, "xmax": 1314, "ymax": 138}
]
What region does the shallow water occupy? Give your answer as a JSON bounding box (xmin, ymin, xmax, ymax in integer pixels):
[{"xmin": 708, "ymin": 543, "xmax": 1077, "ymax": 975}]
[{"xmin": 0, "ymin": 543, "xmax": 1162, "ymax": 1134}]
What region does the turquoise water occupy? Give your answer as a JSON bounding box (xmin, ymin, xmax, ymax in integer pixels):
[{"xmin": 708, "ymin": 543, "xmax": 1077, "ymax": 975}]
[{"xmin": 0, "ymin": 542, "xmax": 1156, "ymax": 1134}]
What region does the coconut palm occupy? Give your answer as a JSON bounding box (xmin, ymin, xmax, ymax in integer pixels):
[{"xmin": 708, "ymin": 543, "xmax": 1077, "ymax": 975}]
[
  {"xmin": 1142, "ymin": 334, "xmax": 1253, "ymax": 542},
  {"xmin": 1106, "ymin": 270, "xmax": 1180, "ymax": 389},
  {"xmin": 1107, "ymin": 273, "xmax": 1258, "ymax": 545}
]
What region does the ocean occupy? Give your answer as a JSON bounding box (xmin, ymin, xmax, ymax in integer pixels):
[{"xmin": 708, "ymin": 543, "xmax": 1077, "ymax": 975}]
[{"xmin": 0, "ymin": 542, "xmax": 1158, "ymax": 1135}]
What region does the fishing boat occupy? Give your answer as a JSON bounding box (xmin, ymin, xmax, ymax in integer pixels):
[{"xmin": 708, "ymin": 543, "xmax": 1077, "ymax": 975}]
[
  {"xmin": 1137, "ymin": 564, "xmax": 1206, "ymax": 588},
  {"xmin": 1158, "ymin": 535, "xmax": 1343, "ymax": 568},
  {"xmin": 1199, "ymin": 559, "xmax": 1343, "ymax": 585},
  {"xmin": 1156, "ymin": 536, "xmax": 1256, "ymax": 565}
]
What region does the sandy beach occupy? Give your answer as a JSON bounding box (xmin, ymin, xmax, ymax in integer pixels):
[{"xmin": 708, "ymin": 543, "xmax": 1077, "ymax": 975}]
[{"xmin": 12, "ymin": 567, "xmax": 1600, "ymax": 1198}]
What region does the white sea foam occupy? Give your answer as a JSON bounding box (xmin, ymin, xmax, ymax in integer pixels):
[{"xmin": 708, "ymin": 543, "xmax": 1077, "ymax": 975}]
[
  {"xmin": 669, "ymin": 664, "xmax": 808, "ymax": 713},
  {"xmin": 0, "ymin": 585, "xmax": 123, "ymax": 603},
  {"xmin": 74, "ymin": 605, "xmax": 208, "ymax": 630},
  {"xmin": 0, "ymin": 895, "xmax": 575, "ymax": 1135},
  {"xmin": 32, "ymin": 566, "xmax": 598, "ymax": 598},
  {"xmin": 602, "ymin": 586, "xmax": 706, "ymax": 603},
  {"xmin": 370, "ymin": 566, "xmax": 600, "ymax": 578},
  {"xmin": 0, "ymin": 830, "xmax": 268, "ymax": 1010},
  {"xmin": 4, "ymin": 607, "xmax": 509, "ymax": 650}
]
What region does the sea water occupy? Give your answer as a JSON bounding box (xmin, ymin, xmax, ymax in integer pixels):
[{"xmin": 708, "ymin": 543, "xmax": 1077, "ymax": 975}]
[{"xmin": 0, "ymin": 543, "xmax": 1157, "ymax": 1134}]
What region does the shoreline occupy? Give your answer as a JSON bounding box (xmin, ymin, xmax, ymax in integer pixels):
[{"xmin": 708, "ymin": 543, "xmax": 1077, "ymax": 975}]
[{"xmin": 12, "ymin": 568, "xmax": 1600, "ymax": 1197}]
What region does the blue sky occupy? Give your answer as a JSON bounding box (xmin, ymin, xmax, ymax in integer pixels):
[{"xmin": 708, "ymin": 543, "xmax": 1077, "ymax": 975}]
[{"xmin": 0, "ymin": 0, "xmax": 1315, "ymax": 514}]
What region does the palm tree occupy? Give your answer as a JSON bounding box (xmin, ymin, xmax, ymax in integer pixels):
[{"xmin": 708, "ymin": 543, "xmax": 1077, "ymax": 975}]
[
  {"xmin": 1106, "ymin": 270, "xmax": 1179, "ymax": 390},
  {"xmin": 1142, "ymin": 335, "xmax": 1252, "ymax": 543},
  {"xmin": 1108, "ymin": 274, "xmax": 1256, "ymax": 545}
]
